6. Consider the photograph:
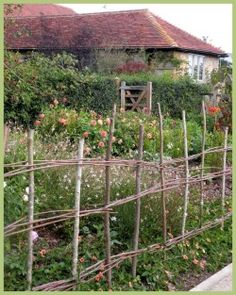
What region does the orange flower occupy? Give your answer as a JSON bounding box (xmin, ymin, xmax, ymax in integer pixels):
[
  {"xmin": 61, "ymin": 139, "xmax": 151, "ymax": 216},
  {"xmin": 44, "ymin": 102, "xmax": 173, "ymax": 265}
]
[
  {"xmin": 182, "ymin": 255, "xmax": 189, "ymax": 260},
  {"xmin": 53, "ymin": 99, "xmax": 59, "ymax": 106},
  {"xmin": 147, "ymin": 133, "xmax": 153, "ymax": 139},
  {"xmin": 39, "ymin": 249, "xmax": 47, "ymax": 257},
  {"xmin": 79, "ymin": 257, "xmax": 85, "ymax": 263},
  {"xmin": 91, "ymin": 256, "xmax": 97, "ymax": 262},
  {"xmin": 192, "ymin": 258, "xmax": 199, "ymax": 265},
  {"xmin": 95, "ymin": 271, "xmax": 103, "ymax": 282},
  {"xmin": 199, "ymin": 259, "xmax": 207, "ymax": 270}
]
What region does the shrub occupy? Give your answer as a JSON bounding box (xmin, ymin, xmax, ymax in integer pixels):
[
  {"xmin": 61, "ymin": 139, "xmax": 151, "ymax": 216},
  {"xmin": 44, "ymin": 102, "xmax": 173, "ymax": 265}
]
[{"xmin": 4, "ymin": 51, "xmax": 80, "ymax": 129}]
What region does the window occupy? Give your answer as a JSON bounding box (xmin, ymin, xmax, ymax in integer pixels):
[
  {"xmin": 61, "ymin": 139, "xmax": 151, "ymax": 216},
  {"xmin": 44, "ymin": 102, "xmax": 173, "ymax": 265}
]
[{"xmin": 188, "ymin": 54, "xmax": 205, "ymax": 81}]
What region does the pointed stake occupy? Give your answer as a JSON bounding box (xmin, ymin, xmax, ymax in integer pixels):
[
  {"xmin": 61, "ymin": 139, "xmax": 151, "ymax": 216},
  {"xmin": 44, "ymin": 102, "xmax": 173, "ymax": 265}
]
[
  {"xmin": 27, "ymin": 129, "xmax": 35, "ymax": 291},
  {"xmin": 104, "ymin": 104, "xmax": 116, "ymax": 289},
  {"xmin": 132, "ymin": 124, "xmax": 144, "ymax": 277},
  {"xmin": 181, "ymin": 111, "xmax": 190, "ymax": 236},
  {"xmin": 72, "ymin": 138, "xmax": 84, "ymax": 290}
]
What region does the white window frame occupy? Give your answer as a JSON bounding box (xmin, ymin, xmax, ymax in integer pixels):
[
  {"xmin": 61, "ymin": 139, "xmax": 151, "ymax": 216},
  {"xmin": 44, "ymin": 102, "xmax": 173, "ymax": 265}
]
[{"xmin": 188, "ymin": 54, "xmax": 205, "ymax": 81}]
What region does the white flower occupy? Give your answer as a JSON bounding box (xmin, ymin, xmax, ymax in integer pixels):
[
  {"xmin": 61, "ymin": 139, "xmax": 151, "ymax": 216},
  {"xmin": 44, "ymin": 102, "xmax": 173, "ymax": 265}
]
[
  {"xmin": 22, "ymin": 194, "xmax": 29, "ymax": 202},
  {"xmin": 25, "ymin": 187, "xmax": 29, "ymax": 194},
  {"xmin": 167, "ymin": 143, "xmax": 174, "ymax": 149},
  {"xmin": 31, "ymin": 231, "xmax": 39, "ymax": 242},
  {"xmin": 111, "ymin": 216, "xmax": 117, "ymax": 221},
  {"xmin": 4, "ymin": 181, "xmax": 6, "ymax": 188}
]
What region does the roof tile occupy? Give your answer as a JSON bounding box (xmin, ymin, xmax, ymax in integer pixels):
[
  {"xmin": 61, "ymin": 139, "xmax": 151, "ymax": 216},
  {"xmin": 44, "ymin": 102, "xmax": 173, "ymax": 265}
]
[{"xmin": 5, "ymin": 9, "xmax": 225, "ymax": 56}]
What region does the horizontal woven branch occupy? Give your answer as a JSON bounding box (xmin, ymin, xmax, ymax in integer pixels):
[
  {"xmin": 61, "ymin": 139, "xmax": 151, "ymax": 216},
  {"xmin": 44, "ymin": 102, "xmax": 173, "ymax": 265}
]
[
  {"xmin": 4, "ymin": 146, "xmax": 232, "ymax": 178},
  {"xmin": 4, "ymin": 167, "xmax": 231, "ymax": 238}
]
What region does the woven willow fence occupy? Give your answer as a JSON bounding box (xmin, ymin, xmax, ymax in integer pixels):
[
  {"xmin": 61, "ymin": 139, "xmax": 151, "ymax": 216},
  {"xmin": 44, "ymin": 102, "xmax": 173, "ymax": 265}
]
[{"xmin": 4, "ymin": 103, "xmax": 232, "ymax": 291}]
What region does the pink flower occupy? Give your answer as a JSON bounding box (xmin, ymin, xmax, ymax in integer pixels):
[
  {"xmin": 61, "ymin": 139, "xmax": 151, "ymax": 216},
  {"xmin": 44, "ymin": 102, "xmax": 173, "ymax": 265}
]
[
  {"xmin": 106, "ymin": 118, "xmax": 111, "ymax": 125},
  {"xmin": 98, "ymin": 141, "xmax": 105, "ymax": 148},
  {"xmin": 34, "ymin": 120, "xmax": 41, "ymax": 126},
  {"xmin": 31, "ymin": 231, "xmax": 39, "ymax": 242},
  {"xmin": 90, "ymin": 120, "xmax": 97, "ymax": 126},
  {"xmin": 100, "ymin": 130, "xmax": 107, "ymax": 138},
  {"xmin": 83, "ymin": 131, "xmax": 89, "ymax": 138},
  {"xmin": 58, "ymin": 118, "xmax": 68, "ymax": 126}
]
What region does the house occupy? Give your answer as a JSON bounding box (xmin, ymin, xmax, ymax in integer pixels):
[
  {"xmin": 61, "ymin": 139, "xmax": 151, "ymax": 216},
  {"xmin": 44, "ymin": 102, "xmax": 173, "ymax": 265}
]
[{"xmin": 5, "ymin": 8, "xmax": 227, "ymax": 81}]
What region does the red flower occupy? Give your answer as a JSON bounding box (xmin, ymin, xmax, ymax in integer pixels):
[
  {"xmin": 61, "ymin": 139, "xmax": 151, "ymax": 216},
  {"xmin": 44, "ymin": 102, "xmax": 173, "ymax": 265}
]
[{"xmin": 208, "ymin": 106, "xmax": 221, "ymax": 114}]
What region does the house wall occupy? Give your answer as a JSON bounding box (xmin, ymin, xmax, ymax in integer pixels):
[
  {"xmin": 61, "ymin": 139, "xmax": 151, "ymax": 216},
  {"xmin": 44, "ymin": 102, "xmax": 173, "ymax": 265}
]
[{"xmin": 173, "ymin": 51, "xmax": 220, "ymax": 81}]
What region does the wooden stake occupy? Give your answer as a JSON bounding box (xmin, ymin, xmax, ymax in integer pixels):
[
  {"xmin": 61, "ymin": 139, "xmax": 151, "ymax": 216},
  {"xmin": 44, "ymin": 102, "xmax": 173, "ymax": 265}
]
[
  {"xmin": 132, "ymin": 124, "xmax": 144, "ymax": 277},
  {"xmin": 221, "ymin": 127, "xmax": 228, "ymax": 230},
  {"xmin": 120, "ymin": 81, "xmax": 126, "ymax": 110},
  {"xmin": 146, "ymin": 82, "xmax": 152, "ymax": 115},
  {"xmin": 157, "ymin": 103, "xmax": 167, "ymax": 243},
  {"xmin": 27, "ymin": 129, "xmax": 34, "ymax": 291},
  {"xmin": 200, "ymin": 100, "xmax": 206, "ymax": 228},
  {"xmin": 104, "ymin": 104, "xmax": 116, "ymax": 289},
  {"xmin": 181, "ymin": 111, "xmax": 189, "ymax": 236},
  {"xmin": 72, "ymin": 138, "xmax": 84, "ymax": 290},
  {"xmin": 4, "ymin": 123, "xmax": 10, "ymax": 155}
]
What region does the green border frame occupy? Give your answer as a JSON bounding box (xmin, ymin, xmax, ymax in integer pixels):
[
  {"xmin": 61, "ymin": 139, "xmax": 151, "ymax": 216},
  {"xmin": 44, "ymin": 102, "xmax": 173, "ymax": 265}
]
[{"xmin": 0, "ymin": 1, "xmax": 234, "ymax": 294}]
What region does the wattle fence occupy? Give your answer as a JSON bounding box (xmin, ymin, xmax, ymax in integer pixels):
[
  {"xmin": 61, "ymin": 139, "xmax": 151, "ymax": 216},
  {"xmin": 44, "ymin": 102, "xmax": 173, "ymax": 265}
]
[{"xmin": 4, "ymin": 103, "xmax": 232, "ymax": 291}]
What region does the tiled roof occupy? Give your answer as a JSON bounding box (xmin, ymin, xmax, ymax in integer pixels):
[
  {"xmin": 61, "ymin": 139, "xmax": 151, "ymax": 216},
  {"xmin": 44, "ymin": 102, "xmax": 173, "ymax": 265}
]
[
  {"xmin": 4, "ymin": 4, "xmax": 76, "ymax": 17},
  {"xmin": 5, "ymin": 9, "xmax": 226, "ymax": 56}
]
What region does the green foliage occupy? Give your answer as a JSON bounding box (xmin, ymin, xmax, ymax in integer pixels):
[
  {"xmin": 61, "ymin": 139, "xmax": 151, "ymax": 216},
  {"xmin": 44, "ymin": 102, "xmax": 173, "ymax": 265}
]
[
  {"xmin": 4, "ymin": 125, "xmax": 232, "ymax": 291},
  {"xmin": 5, "ymin": 51, "xmax": 210, "ymax": 129},
  {"xmin": 4, "ymin": 51, "xmax": 81, "ymax": 129},
  {"xmin": 117, "ymin": 73, "xmax": 210, "ymax": 118}
]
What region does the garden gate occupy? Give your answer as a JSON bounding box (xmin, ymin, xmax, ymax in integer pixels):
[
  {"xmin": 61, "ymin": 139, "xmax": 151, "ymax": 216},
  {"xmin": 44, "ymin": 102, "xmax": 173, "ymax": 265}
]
[{"xmin": 120, "ymin": 81, "xmax": 152, "ymax": 114}]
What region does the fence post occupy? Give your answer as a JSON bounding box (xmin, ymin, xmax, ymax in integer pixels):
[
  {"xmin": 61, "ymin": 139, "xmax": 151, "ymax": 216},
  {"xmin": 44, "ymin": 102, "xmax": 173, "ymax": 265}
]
[
  {"xmin": 27, "ymin": 129, "xmax": 35, "ymax": 291},
  {"xmin": 200, "ymin": 101, "xmax": 206, "ymax": 228},
  {"xmin": 146, "ymin": 82, "xmax": 152, "ymax": 115},
  {"xmin": 181, "ymin": 111, "xmax": 189, "ymax": 236},
  {"xmin": 104, "ymin": 104, "xmax": 116, "ymax": 289},
  {"xmin": 4, "ymin": 123, "xmax": 10, "ymax": 156},
  {"xmin": 157, "ymin": 103, "xmax": 167, "ymax": 243},
  {"xmin": 221, "ymin": 127, "xmax": 228, "ymax": 230},
  {"xmin": 120, "ymin": 81, "xmax": 126, "ymax": 110},
  {"xmin": 72, "ymin": 138, "xmax": 84, "ymax": 290},
  {"xmin": 132, "ymin": 124, "xmax": 144, "ymax": 277}
]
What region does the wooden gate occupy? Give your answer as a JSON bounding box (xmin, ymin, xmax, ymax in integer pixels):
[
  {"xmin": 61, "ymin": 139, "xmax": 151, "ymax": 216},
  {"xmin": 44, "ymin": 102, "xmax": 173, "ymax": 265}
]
[{"xmin": 120, "ymin": 81, "xmax": 152, "ymax": 115}]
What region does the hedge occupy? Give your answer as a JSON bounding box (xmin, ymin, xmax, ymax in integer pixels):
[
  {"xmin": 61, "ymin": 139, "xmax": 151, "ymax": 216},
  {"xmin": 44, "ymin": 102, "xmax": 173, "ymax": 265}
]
[
  {"xmin": 70, "ymin": 72, "xmax": 210, "ymax": 119},
  {"xmin": 5, "ymin": 52, "xmax": 210, "ymax": 128}
]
